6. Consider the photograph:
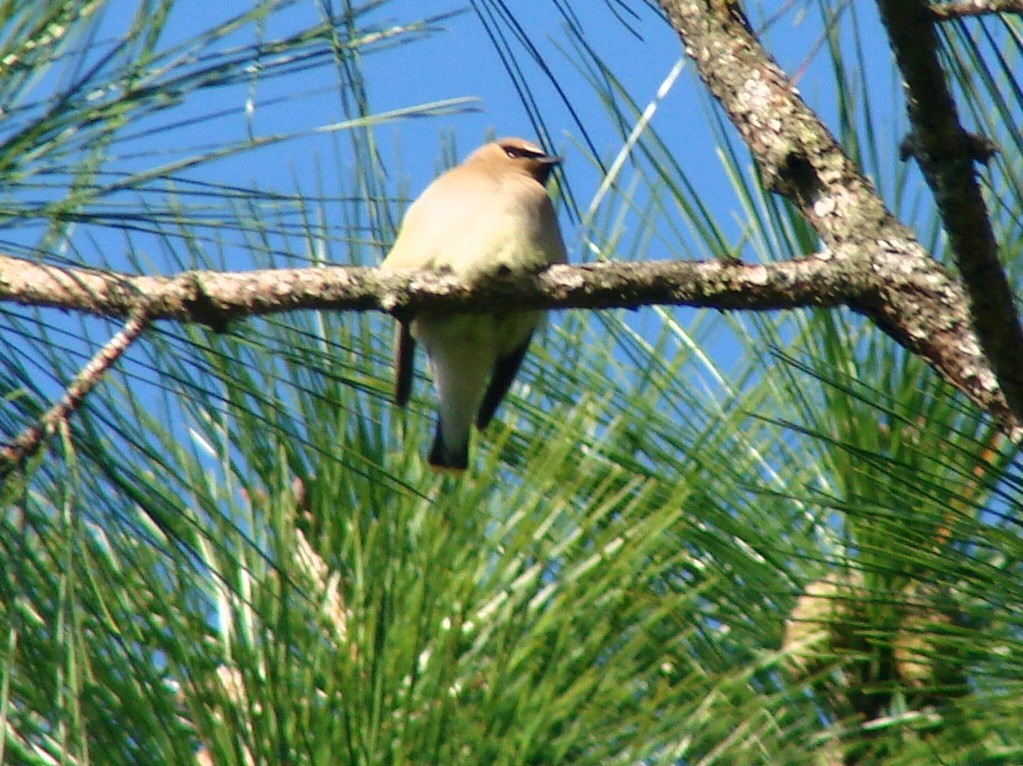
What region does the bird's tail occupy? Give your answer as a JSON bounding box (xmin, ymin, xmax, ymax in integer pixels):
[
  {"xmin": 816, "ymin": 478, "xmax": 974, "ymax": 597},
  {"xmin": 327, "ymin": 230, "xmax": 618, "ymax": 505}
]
[{"xmin": 428, "ymin": 422, "xmax": 469, "ymax": 474}]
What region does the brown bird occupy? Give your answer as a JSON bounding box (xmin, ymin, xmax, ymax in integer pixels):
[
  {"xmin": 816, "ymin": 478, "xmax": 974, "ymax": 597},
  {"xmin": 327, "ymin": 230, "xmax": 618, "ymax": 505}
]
[{"xmin": 381, "ymin": 137, "xmax": 566, "ymax": 472}]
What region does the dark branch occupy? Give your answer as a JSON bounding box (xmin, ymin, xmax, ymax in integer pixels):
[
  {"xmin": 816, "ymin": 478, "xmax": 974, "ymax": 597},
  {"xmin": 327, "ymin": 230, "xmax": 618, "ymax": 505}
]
[{"xmin": 876, "ymin": 0, "xmax": 1023, "ymax": 424}]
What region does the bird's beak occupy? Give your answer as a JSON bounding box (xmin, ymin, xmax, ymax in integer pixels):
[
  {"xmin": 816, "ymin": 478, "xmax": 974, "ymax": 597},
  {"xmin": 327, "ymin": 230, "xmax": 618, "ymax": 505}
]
[{"xmin": 534, "ymin": 155, "xmax": 561, "ymax": 184}]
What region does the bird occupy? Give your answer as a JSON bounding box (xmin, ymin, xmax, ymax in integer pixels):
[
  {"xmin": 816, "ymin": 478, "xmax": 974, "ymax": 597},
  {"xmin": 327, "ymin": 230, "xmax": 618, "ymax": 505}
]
[{"xmin": 381, "ymin": 137, "xmax": 566, "ymax": 473}]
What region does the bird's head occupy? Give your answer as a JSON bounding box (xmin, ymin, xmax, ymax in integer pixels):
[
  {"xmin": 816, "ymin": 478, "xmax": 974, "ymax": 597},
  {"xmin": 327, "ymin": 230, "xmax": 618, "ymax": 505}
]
[{"xmin": 466, "ymin": 137, "xmax": 562, "ymax": 185}]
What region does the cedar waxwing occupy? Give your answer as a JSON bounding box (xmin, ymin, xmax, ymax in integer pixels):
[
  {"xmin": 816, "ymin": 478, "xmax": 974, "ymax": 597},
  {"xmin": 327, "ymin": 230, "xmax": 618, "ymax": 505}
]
[{"xmin": 382, "ymin": 137, "xmax": 566, "ymax": 472}]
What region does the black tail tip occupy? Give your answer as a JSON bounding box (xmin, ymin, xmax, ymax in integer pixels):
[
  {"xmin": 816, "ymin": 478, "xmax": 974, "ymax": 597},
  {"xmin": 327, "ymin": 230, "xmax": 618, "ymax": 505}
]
[{"xmin": 428, "ymin": 426, "xmax": 468, "ymax": 474}]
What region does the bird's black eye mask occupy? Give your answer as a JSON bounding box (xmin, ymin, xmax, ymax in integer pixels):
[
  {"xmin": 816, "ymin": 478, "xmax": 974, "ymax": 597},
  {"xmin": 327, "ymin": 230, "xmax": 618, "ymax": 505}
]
[{"xmin": 503, "ymin": 145, "xmax": 546, "ymax": 160}]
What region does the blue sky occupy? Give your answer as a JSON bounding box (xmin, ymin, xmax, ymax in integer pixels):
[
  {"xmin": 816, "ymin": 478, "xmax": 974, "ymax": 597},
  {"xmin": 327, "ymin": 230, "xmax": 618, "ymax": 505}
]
[{"xmin": 83, "ymin": 0, "xmax": 903, "ymax": 269}]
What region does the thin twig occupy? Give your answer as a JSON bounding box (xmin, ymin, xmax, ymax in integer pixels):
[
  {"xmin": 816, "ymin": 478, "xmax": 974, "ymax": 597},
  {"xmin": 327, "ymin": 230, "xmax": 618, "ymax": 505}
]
[{"xmin": 1, "ymin": 307, "xmax": 152, "ymax": 476}]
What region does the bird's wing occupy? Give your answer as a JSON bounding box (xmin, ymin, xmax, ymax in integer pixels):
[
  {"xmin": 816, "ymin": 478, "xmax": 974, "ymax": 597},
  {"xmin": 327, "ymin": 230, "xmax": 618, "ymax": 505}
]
[{"xmin": 475, "ymin": 332, "xmax": 532, "ymax": 430}]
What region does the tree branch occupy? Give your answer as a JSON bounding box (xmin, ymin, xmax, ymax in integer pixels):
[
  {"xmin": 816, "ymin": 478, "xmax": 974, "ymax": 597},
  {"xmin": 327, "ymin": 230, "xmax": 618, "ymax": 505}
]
[
  {"xmin": 1, "ymin": 246, "xmax": 1018, "ymax": 438},
  {"xmin": 929, "ymin": 0, "xmax": 1023, "ymax": 19},
  {"xmin": 654, "ymin": 0, "xmax": 1021, "ymax": 437},
  {"xmin": 3, "ymin": 251, "xmax": 858, "ymax": 321},
  {"xmin": 876, "ymin": 0, "xmax": 1023, "ymax": 431}
]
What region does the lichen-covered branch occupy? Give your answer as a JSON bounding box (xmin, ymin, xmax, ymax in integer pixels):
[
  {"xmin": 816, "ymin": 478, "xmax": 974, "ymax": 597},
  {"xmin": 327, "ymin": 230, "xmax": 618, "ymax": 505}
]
[
  {"xmin": 0, "ymin": 251, "xmax": 853, "ymax": 322},
  {"xmin": 1, "ymin": 245, "xmax": 1017, "ymax": 436}
]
